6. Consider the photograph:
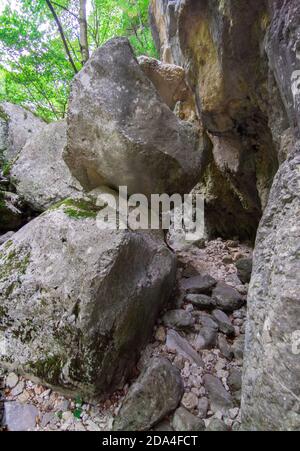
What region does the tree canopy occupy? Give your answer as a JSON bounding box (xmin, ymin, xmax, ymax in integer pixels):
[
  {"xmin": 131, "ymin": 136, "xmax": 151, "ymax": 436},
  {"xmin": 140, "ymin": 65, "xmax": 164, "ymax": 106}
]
[{"xmin": 0, "ymin": 0, "xmax": 157, "ymax": 121}]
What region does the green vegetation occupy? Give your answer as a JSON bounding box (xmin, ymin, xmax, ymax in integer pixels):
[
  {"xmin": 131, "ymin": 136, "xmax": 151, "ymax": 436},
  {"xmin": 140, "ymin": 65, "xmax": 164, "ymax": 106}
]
[
  {"xmin": 0, "ymin": 244, "xmax": 31, "ymax": 282},
  {"xmin": 73, "ymin": 396, "xmax": 83, "ymax": 418},
  {"xmin": 0, "ymin": 0, "xmax": 157, "ymax": 121},
  {"xmin": 29, "ymin": 355, "xmax": 64, "ymax": 385},
  {"xmin": 50, "ymin": 197, "xmax": 102, "ymax": 219},
  {"xmin": 2, "ymin": 160, "xmax": 12, "ymax": 176}
]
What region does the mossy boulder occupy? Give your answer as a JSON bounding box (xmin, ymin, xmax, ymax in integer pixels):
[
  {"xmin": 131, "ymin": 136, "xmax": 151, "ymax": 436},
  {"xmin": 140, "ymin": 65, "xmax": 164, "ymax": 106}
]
[{"xmin": 0, "ymin": 196, "xmax": 176, "ymax": 400}]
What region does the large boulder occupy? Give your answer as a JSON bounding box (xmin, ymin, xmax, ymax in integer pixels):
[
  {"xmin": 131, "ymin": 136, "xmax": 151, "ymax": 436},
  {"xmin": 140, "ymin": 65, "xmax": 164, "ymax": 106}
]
[
  {"xmin": 242, "ymin": 149, "xmax": 300, "ymax": 431},
  {"xmin": 0, "ymin": 196, "xmax": 176, "ymax": 400},
  {"xmin": 64, "ymin": 37, "xmax": 207, "ymax": 198},
  {"xmin": 11, "ymin": 121, "xmax": 82, "ymax": 211},
  {"xmin": 0, "ymin": 102, "xmax": 45, "ymax": 163}
]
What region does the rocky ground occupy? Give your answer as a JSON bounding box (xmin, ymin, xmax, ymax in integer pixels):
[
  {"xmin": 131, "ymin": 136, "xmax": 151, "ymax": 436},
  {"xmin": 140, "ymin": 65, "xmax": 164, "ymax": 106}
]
[{"xmin": 0, "ymin": 236, "xmax": 252, "ymax": 432}]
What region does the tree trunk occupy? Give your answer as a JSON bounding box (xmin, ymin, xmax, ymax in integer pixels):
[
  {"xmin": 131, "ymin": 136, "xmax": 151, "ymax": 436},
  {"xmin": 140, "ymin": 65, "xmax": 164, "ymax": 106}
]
[{"xmin": 79, "ymin": 0, "xmax": 89, "ymax": 65}]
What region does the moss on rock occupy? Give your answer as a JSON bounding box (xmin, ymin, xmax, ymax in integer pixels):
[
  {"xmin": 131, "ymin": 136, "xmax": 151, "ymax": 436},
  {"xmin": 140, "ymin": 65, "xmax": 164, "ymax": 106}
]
[
  {"xmin": 0, "ymin": 245, "xmax": 31, "ymax": 282},
  {"xmin": 29, "ymin": 355, "xmax": 65, "ymax": 386},
  {"xmin": 49, "ymin": 197, "xmax": 102, "ymax": 220}
]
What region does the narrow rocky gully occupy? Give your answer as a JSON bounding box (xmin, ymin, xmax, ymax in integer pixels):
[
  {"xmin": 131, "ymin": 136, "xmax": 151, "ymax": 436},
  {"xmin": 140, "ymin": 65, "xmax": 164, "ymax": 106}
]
[
  {"xmin": 0, "ymin": 234, "xmax": 252, "ymax": 431},
  {"xmin": 0, "ymin": 0, "xmax": 299, "ymax": 434}
]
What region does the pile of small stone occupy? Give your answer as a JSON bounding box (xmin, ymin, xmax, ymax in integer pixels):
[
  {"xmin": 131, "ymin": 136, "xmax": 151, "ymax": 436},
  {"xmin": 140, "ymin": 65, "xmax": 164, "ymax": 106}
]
[{"xmin": 1, "ymin": 370, "xmax": 119, "ymax": 431}]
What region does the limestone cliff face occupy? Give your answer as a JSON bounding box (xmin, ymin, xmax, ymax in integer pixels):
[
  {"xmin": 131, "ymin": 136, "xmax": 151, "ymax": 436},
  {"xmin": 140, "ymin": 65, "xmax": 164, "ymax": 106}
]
[
  {"xmin": 149, "ymin": 0, "xmax": 299, "ymax": 239},
  {"xmin": 242, "ymin": 147, "xmax": 300, "ymax": 431},
  {"xmin": 150, "ymin": 1, "xmax": 300, "ymax": 430}
]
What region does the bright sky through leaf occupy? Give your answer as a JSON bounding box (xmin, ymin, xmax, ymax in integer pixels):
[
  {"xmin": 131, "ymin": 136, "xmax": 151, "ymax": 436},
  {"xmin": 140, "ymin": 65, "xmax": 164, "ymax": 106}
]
[{"xmin": 0, "ymin": 0, "xmax": 156, "ymax": 120}]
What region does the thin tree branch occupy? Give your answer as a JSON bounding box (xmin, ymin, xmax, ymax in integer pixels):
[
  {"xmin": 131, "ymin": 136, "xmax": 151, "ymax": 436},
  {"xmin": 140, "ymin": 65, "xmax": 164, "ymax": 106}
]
[
  {"xmin": 45, "ymin": 0, "xmax": 78, "ymax": 74},
  {"xmin": 7, "ymin": 52, "xmax": 60, "ymax": 119},
  {"xmin": 51, "ymin": 1, "xmax": 79, "ymax": 20},
  {"xmin": 65, "ymin": 33, "xmax": 81, "ymax": 64},
  {"xmin": 131, "ymin": 24, "xmax": 144, "ymax": 47}
]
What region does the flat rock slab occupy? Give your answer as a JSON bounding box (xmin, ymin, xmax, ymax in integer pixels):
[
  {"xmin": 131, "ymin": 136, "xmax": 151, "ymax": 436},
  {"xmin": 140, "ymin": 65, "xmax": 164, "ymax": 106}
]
[
  {"xmin": 166, "ymin": 330, "xmax": 203, "ymax": 367},
  {"xmin": 218, "ymin": 335, "xmax": 234, "ymax": 361},
  {"xmin": 235, "ymin": 257, "xmax": 253, "ymax": 284},
  {"xmin": 181, "ymin": 274, "xmax": 217, "ymax": 295},
  {"xmin": 162, "ymin": 309, "xmax": 194, "ymax": 329},
  {"xmin": 193, "ymin": 327, "xmax": 217, "ymax": 350},
  {"xmin": 113, "ymin": 357, "xmax": 184, "ymax": 431},
  {"xmin": 4, "ymin": 402, "xmax": 39, "ymax": 431},
  {"xmin": 172, "ymin": 407, "xmax": 205, "ymax": 432},
  {"xmin": 212, "ymin": 309, "xmax": 235, "ymax": 337},
  {"xmin": 203, "ymin": 374, "xmax": 234, "ymax": 412},
  {"xmin": 212, "ymin": 282, "xmax": 244, "ymax": 313},
  {"xmin": 196, "ymin": 312, "xmax": 218, "ymax": 330},
  {"xmin": 186, "ymin": 294, "xmax": 217, "ymax": 310}
]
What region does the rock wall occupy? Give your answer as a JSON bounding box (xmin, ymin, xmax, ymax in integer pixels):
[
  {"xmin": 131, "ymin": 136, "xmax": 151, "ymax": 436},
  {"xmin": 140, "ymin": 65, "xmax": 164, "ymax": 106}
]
[
  {"xmin": 149, "ymin": 0, "xmax": 299, "ymax": 239},
  {"xmin": 242, "ymin": 147, "xmax": 300, "ymax": 431},
  {"xmin": 241, "ymin": 0, "xmax": 300, "ymax": 431},
  {"xmin": 150, "ymin": 0, "xmax": 300, "ymax": 430}
]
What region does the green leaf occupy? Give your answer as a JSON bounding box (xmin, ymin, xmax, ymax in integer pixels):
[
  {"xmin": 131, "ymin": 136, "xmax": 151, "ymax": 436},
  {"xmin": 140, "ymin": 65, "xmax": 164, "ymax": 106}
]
[{"xmin": 0, "ymin": 0, "xmax": 157, "ymax": 120}]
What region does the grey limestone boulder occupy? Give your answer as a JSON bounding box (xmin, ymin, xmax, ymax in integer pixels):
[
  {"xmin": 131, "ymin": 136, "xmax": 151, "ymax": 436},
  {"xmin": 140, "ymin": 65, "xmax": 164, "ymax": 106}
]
[
  {"xmin": 11, "ymin": 120, "xmax": 82, "ymax": 211},
  {"xmin": 0, "ymin": 102, "xmax": 45, "ymax": 162},
  {"xmin": 0, "ymin": 196, "xmax": 176, "ymax": 400},
  {"xmin": 64, "ymin": 37, "xmax": 207, "ymax": 198}
]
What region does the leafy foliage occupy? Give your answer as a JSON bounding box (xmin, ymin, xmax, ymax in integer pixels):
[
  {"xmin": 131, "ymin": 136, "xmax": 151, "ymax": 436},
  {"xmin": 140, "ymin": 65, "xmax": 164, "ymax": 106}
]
[{"xmin": 0, "ymin": 0, "xmax": 157, "ymax": 121}]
